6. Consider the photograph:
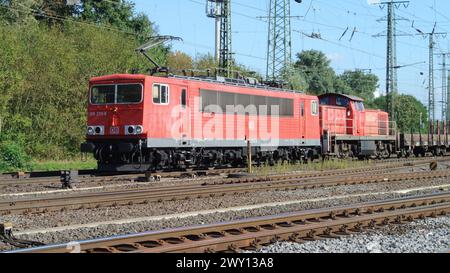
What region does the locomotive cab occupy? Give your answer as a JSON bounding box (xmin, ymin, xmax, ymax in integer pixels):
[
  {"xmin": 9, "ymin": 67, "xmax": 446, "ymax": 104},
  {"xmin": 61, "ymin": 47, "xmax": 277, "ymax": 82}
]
[
  {"xmin": 81, "ymin": 74, "xmax": 148, "ymax": 170},
  {"xmin": 318, "ymin": 93, "xmax": 396, "ymax": 159}
]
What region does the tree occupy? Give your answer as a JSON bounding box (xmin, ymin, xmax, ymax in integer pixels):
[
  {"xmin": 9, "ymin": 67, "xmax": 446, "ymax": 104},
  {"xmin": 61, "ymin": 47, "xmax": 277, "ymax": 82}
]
[
  {"xmin": 0, "ymin": 0, "xmax": 77, "ymax": 25},
  {"xmin": 194, "ymin": 53, "xmax": 218, "ymax": 71},
  {"xmin": 37, "ymin": 0, "xmax": 76, "ymax": 24},
  {"xmin": 293, "ymin": 50, "xmax": 337, "ymax": 95},
  {"xmin": 333, "ymin": 77, "xmax": 352, "ymax": 95},
  {"xmin": 373, "ymin": 94, "xmax": 428, "ymax": 133},
  {"xmin": 167, "ymin": 51, "xmax": 194, "ymax": 72},
  {"xmin": 0, "ymin": 0, "xmax": 41, "ymax": 23},
  {"xmin": 283, "ymin": 65, "xmax": 308, "ymax": 91},
  {"xmin": 338, "ymin": 70, "xmax": 379, "ymax": 103},
  {"xmin": 75, "ymin": 0, "xmax": 153, "ymax": 40}
]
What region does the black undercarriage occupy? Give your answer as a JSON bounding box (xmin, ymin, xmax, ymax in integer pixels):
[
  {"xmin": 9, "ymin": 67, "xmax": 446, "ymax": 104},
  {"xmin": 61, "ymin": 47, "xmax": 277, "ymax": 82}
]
[
  {"xmin": 327, "ymin": 139, "xmax": 395, "ymax": 160},
  {"xmin": 81, "ymin": 139, "xmax": 321, "ymax": 172}
]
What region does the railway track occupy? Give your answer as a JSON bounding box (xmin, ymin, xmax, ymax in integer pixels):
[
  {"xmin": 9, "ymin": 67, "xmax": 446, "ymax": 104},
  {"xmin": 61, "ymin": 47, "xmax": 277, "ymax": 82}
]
[
  {"xmin": 0, "ymin": 168, "xmax": 242, "ymax": 188},
  {"xmin": 1, "ymin": 166, "xmax": 449, "ymax": 215},
  {"xmin": 0, "ymin": 157, "xmax": 446, "ymax": 189},
  {"xmin": 10, "ymin": 192, "xmax": 449, "ymax": 253}
]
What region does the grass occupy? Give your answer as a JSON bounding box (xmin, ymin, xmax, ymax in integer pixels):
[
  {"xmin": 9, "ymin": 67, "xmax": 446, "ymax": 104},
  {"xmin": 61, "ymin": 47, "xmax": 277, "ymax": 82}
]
[
  {"xmin": 1, "ymin": 157, "xmax": 373, "ymax": 174},
  {"xmin": 253, "ymin": 159, "xmax": 374, "ymax": 176},
  {"xmin": 1, "ymin": 160, "xmax": 97, "ymax": 173},
  {"xmin": 28, "ymin": 159, "xmax": 97, "ymax": 172}
]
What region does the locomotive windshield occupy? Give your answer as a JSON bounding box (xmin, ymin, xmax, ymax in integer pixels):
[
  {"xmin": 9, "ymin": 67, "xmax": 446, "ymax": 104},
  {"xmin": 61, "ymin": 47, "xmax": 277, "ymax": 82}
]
[{"xmin": 91, "ymin": 84, "xmax": 142, "ymax": 104}]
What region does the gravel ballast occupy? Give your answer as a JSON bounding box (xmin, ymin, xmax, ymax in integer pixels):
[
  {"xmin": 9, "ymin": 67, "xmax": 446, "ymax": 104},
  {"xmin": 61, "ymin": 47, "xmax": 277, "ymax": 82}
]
[
  {"xmin": 0, "ymin": 192, "xmax": 448, "ymax": 251},
  {"xmin": 251, "ymin": 216, "xmax": 450, "ymax": 253},
  {"xmin": 1, "ymin": 177, "xmax": 449, "ymax": 231}
]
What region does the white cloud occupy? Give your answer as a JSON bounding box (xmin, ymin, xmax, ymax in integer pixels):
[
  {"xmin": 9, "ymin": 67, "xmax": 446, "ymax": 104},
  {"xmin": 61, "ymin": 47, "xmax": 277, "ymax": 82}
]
[
  {"xmin": 367, "ymin": 0, "xmax": 381, "ymax": 5},
  {"xmin": 326, "ymin": 53, "xmax": 344, "ymax": 63},
  {"xmin": 374, "ymin": 88, "xmax": 383, "ymax": 98}
]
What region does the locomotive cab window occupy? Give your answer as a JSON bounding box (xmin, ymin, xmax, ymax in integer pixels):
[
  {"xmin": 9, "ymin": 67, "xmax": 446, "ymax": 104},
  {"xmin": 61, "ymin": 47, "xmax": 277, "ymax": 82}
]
[
  {"xmin": 319, "ymin": 97, "xmax": 329, "ymax": 105},
  {"xmin": 91, "ymin": 85, "xmax": 115, "ymax": 104},
  {"xmin": 91, "ymin": 84, "xmax": 142, "ymax": 105},
  {"xmin": 355, "ymin": 101, "xmax": 365, "ymax": 111},
  {"xmin": 311, "ymin": 100, "xmax": 319, "ymax": 116},
  {"xmin": 181, "ymin": 89, "xmax": 187, "ymax": 108},
  {"xmin": 153, "ymin": 84, "xmax": 169, "ymax": 104},
  {"xmin": 336, "ymin": 96, "xmax": 349, "ymax": 107},
  {"xmin": 117, "ymin": 84, "xmax": 142, "ymax": 103}
]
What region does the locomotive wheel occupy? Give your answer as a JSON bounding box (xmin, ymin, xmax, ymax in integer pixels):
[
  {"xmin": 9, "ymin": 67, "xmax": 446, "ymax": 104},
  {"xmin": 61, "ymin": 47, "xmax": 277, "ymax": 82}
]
[{"xmin": 381, "ymin": 150, "xmax": 390, "ymax": 159}]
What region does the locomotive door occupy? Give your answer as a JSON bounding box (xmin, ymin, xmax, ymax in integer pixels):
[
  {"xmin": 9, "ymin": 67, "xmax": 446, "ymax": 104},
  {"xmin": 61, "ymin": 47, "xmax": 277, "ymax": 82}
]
[
  {"xmin": 179, "ymin": 86, "xmax": 189, "ymax": 144},
  {"xmin": 346, "ymin": 107, "xmax": 354, "ymax": 135},
  {"xmin": 299, "ymin": 100, "xmax": 306, "ymax": 143}
]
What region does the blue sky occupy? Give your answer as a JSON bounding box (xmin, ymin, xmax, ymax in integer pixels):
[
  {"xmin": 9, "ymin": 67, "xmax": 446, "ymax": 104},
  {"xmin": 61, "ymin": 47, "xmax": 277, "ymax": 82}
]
[{"xmin": 133, "ymin": 0, "xmax": 450, "ymax": 118}]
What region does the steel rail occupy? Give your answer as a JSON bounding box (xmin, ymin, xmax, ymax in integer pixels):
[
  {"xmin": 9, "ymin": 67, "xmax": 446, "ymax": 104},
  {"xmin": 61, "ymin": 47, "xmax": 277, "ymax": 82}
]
[
  {"xmin": 0, "ymin": 157, "xmax": 445, "ymax": 187},
  {"xmin": 0, "ymin": 157, "xmax": 443, "ymax": 190},
  {"xmin": 11, "ymin": 192, "xmax": 449, "ymax": 253},
  {"xmin": 1, "ymin": 168, "xmax": 449, "ymax": 215},
  {"xmin": 0, "ymin": 168, "xmax": 244, "ymax": 187}
]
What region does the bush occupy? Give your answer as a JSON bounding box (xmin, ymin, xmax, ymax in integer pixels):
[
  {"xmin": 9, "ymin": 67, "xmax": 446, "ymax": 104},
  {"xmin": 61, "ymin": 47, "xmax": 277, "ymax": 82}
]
[{"xmin": 0, "ymin": 141, "xmax": 32, "ymax": 172}]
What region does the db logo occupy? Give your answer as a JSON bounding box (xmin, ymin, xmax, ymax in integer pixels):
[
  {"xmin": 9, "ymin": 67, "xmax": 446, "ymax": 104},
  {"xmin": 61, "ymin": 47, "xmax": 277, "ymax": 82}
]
[{"xmin": 110, "ymin": 127, "xmax": 120, "ymax": 135}]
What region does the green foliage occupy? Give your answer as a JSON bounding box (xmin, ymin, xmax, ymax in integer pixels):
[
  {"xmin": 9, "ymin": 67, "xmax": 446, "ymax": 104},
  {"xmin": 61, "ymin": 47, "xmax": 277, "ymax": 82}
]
[
  {"xmin": 0, "ymin": 19, "xmax": 161, "ymax": 159},
  {"xmin": 373, "ymin": 94, "xmax": 428, "ymax": 133},
  {"xmin": 0, "ymin": 0, "xmax": 40, "ymax": 23},
  {"xmin": 283, "ymin": 65, "xmax": 308, "ymax": 91},
  {"xmin": 191, "ymin": 53, "xmax": 260, "ymax": 79},
  {"xmin": 75, "ymin": 0, "xmax": 153, "ymax": 41},
  {"xmin": 0, "ymin": 141, "xmax": 31, "ymax": 171},
  {"xmin": 337, "ymin": 70, "xmax": 379, "ymax": 104},
  {"xmin": 30, "ymin": 159, "xmax": 97, "ymax": 172},
  {"xmin": 253, "ymin": 159, "xmax": 374, "ymax": 176},
  {"xmin": 292, "ymin": 50, "xmax": 380, "ymax": 106},
  {"xmin": 294, "ymin": 50, "xmax": 337, "ymax": 95},
  {"xmin": 193, "ymin": 53, "xmax": 218, "ymax": 70}
]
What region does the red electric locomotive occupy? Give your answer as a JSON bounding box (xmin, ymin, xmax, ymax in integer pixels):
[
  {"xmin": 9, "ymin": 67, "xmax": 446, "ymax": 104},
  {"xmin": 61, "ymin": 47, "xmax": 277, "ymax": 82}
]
[{"xmin": 81, "ymin": 74, "xmax": 322, "ymax": 171}]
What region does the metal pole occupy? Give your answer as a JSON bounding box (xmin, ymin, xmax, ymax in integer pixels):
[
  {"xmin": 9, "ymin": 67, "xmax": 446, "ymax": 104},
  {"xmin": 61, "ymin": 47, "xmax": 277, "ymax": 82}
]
[
  {"xmin": 419, "ymin": 112, "xmax": 423, "ymax": 146},
  {"xmin": 385, "ymin": 1, "xmax": 393, "ymax": 116},
  {"xmin": 215, "ymin": 16, "xmax": 221, "ymax": 63},
  {"xmin": 429, "ymin": 35, "xmax": 435, "ymax": 124},
  {"xmin": 447, "ymin": 71, "xmax": 450, "ymax": 121},
  {"xmin": 437, "ymin": 120, "xmax": 441, "ymax": 145},
  {"xmin": 441, "ymin": 54, "xmax": 447, "ymax": 121},
  {"xmin": 247, "ymin": 140, "xmax": 252, "ymax": 174}
]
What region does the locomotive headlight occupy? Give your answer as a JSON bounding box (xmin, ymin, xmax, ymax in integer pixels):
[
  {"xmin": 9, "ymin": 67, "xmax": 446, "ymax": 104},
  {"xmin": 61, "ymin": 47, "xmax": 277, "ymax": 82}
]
[
  {"xmin": 125, "ymin": 125, "xmax": 144, "ymax": 135},
  {"xmin": 127, "ymin": 126, "xmax": 135, "ymax": 135},
  {"xmin": 125, "ymin": 125, "xmax": 143, "ymax": 135},
  {"xmin": 87, "ymin": 126, "xmax": 104, "ymax": 135}
]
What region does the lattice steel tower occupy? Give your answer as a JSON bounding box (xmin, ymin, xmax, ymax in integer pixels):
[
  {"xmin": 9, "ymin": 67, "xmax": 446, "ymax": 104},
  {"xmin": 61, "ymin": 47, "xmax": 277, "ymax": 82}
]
[
  {"xmin": 440, "ymin": 53, "xmax": 448, "ymax": 122},
  {"xmin": 385, "ymin": 1, "xmax": 398, "ymax": 120},
  {"xmin": 374, "ymin": 0, "xmax": 410, "ymax": 121},
  {"xmin": 447, "ymin": 70, "xmax": 450, "ymax": 121},
  {"xmin": 266, "ymin": 0, "xmax": 292, "ymax": 82},
  {"xmin": 206, "ymin": 0, "xmax": 232, "ymax": 77}
]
